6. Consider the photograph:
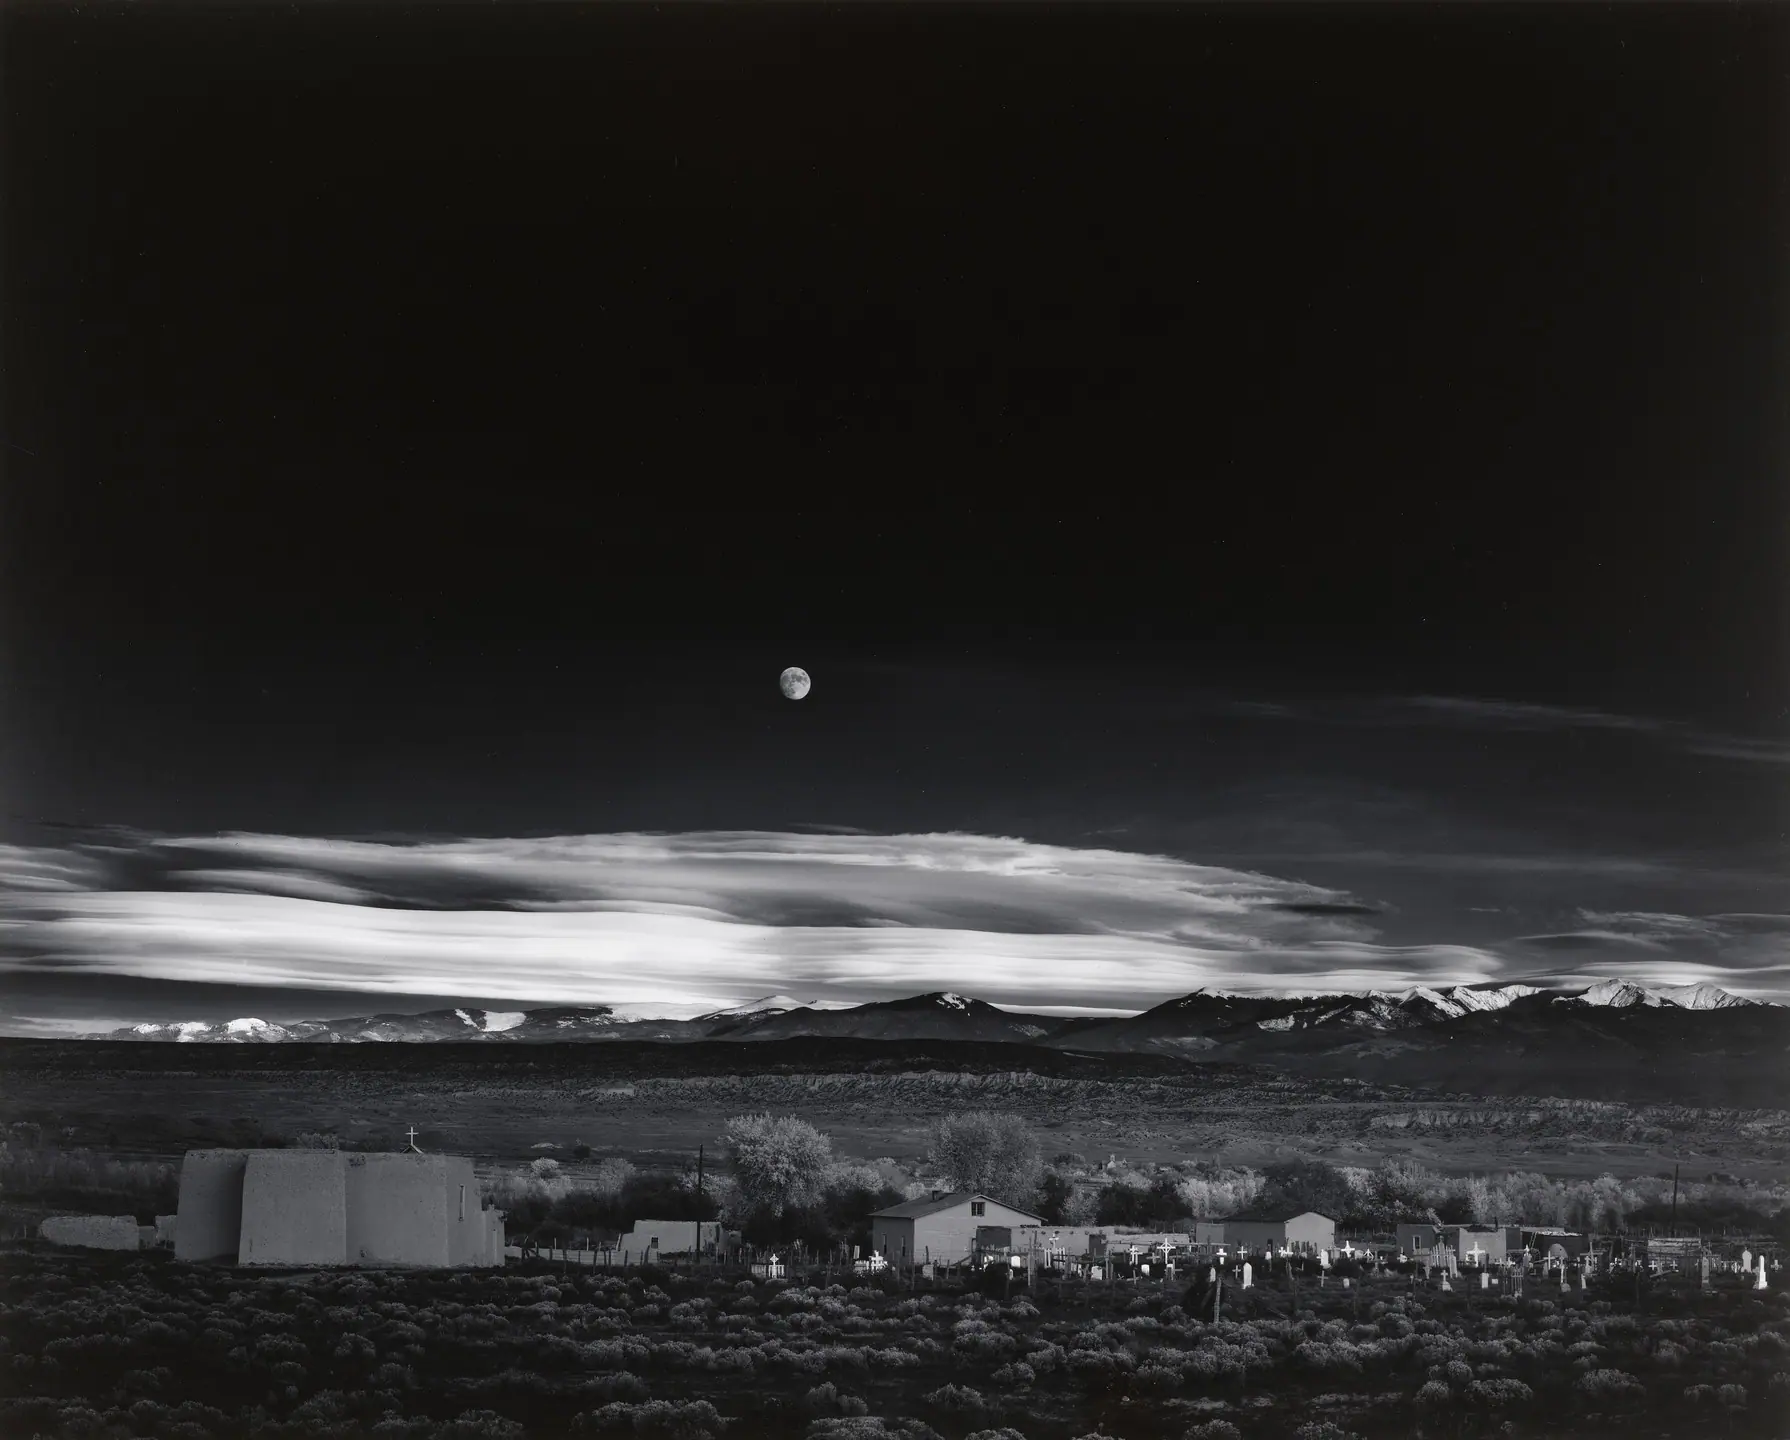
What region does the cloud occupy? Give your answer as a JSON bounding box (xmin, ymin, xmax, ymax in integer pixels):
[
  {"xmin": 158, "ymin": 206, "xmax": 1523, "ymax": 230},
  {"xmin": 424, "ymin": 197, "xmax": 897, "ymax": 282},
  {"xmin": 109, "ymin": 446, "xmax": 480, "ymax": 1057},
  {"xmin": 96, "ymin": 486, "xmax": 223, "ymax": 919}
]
[
  {"xmin": 1194, "ymin": 691, "xmax": 1790, "ymax": 768},
  {"xmin": 1399, "ymin": 696, "xmax": 1790, "ymax": 766},
  {"xmin": 1506, "ymin": 910, "xmax": 1790, "ymax": 998},
  {"xmin": 0, "ymin": 829, "xmax": 1406, "ymax": 1013},
  {"xmin": 1402, "ymin": 697, "xmax": 1664, "ymax": 734},
  {"xmin": 7, "ymin": 831, "xmax": 1786, "ymax": 1019}
]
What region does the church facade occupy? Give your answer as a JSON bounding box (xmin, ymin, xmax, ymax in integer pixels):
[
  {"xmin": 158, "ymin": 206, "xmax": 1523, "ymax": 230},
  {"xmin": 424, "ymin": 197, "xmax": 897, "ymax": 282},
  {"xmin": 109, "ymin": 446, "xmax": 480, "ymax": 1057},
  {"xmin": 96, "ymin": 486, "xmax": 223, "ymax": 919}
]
[{"xmin": 174, "ymin": 1148, "xmax": 505, "ymax": 1267}]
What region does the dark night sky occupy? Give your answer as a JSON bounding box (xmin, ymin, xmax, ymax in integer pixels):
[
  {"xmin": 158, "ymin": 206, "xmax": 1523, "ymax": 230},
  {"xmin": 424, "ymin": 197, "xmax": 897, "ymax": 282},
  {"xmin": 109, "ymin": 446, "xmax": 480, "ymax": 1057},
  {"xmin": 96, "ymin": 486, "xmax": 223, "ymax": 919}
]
[{"xmin": 2, "ymin": 2, "xmax": 1787, "ymax": 1029}]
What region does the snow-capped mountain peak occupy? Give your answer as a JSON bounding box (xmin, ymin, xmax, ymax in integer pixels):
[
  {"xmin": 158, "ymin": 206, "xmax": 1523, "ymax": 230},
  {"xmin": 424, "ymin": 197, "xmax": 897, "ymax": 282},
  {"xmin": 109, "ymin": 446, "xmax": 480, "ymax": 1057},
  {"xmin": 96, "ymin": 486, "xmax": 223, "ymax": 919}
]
[{"xmin": 1566, "ymin": 979, "xmax": 1757, "ymax": 1010}]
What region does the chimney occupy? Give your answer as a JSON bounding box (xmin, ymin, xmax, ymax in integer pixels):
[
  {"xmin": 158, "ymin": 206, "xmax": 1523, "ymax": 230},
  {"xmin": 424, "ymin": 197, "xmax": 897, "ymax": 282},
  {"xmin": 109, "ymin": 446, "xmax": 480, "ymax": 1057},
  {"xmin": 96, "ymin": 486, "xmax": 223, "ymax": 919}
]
[{"xmin": 931, "ymin": 1189, "xmax": 945, "ymax": 1201}]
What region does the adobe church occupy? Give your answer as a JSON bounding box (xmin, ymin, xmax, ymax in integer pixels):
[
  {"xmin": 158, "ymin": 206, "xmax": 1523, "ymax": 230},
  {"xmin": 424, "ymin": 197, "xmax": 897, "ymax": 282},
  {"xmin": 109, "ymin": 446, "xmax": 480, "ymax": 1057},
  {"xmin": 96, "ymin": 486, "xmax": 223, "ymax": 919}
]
[{"xmin": 174, "ymin": 1146, "xmax": 506, "ymax": 1267}]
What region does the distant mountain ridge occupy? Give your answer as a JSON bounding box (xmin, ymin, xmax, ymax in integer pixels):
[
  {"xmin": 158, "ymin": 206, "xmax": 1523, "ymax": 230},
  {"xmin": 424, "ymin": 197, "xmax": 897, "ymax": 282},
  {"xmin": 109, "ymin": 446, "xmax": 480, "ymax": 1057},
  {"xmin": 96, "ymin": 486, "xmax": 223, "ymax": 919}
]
[{"xmin": 99, "ymin": 979, "xmax": 1771, "ymax": 1046}]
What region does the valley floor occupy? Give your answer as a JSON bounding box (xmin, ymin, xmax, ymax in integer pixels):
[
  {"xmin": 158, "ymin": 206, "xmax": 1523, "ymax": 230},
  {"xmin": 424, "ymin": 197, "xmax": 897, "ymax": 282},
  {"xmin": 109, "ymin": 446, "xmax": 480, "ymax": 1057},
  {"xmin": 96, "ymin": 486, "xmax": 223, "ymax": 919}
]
[{"xmin": 3, "ymin": 1049, "xmax": 1787, "ymax": 1184}]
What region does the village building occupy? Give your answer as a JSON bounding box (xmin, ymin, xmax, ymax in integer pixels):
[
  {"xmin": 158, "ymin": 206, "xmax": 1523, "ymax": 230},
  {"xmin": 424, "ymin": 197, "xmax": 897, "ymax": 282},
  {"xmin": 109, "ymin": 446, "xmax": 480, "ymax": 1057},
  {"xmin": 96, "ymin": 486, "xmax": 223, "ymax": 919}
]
[
  {"xmin": 174, "ymin": 1146, "xmax": 505, "ymax": 1267},
  {"xmin": 1441, "ymin": 1223, "xmax": 1521, "ymax": 1266},
  {"xmin": 1396, "ymin": 1222, "xmax": 1442, "ymax": 1255},
  {"xmin": 871, "ymin": 1190, "xmax": 1043, "ymax": 1265},
  {"xmin": 617, "ymin": 1219, "xmax": 722, "ymax": 1262},
  {"xmin": 1519, "ymin": 1226, "xmax": 1589, "ymax": 1260},
  {"xmin": 1213, "ymin": 1210, "xmax": 1336, "ymax": 1255},
  {"xmin": 37, "ymin": 1215, "xmax": 147, "ymax": 1251}
]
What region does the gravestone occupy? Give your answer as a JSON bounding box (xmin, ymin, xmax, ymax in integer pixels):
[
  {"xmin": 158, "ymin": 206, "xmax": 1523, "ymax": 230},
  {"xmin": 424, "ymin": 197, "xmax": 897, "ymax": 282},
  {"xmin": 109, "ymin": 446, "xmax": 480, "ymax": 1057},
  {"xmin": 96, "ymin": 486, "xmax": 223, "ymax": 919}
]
[
  {"xmin": 1757, "ymin": 1256, "xmax": 1769, "ymax": 1291},
  {"xmin": 1242, "ymin": 1261, "xmax": 1253, "ymax": 1290}
]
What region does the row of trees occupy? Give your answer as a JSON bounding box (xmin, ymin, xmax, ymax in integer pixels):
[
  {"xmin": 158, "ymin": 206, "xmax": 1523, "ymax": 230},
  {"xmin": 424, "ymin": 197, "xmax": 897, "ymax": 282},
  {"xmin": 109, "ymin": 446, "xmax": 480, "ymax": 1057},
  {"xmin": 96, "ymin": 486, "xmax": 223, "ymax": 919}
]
[{"xmin": 484, "ymin": 1109, "xmax": 1790, "ymax": 1248}]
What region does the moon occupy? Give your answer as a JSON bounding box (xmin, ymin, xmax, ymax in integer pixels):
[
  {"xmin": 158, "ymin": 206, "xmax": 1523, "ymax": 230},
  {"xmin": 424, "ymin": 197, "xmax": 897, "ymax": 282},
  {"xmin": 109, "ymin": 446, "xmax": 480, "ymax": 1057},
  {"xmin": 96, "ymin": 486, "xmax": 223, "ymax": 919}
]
[{"xmin": 779, "ymin": 666, "xmax": 811, "ymax": 700}]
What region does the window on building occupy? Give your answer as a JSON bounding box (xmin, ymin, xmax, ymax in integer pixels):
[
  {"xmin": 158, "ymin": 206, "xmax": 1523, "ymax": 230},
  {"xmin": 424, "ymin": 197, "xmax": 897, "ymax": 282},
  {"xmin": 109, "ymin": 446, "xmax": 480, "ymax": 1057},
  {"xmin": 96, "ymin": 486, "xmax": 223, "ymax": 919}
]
[{"xmin": 971, "ymin": 1201, "xmax": 985, "ymax": 1217}]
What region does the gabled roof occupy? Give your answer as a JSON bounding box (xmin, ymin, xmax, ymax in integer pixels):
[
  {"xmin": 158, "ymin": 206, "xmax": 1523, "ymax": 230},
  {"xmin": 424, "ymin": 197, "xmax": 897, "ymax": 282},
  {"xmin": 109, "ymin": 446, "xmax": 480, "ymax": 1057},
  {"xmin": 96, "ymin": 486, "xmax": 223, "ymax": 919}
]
[
  {"xmin": 871, "ymin": 1190, "xmax": 1043, "ymax": 1223},
  {"xmin": 1219, "ymin": 1209, "xmax": 1335, "ymax": 1225}
]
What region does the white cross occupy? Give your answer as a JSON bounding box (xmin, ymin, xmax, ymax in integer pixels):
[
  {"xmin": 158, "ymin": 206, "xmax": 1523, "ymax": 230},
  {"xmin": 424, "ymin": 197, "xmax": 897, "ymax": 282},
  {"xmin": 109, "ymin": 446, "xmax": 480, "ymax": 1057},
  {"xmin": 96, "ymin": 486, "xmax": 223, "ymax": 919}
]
[
  {"xmin": 1467, "ymin": 1242, "xmax": 1486, "ymax": 1264},
  {"xmin": 1216, "ymin": 1247, "xmax": 1227, "ymax": 1262},
  {"xmin": 406, "ymin": 1126, "xmax": 421, "ymax": 1152}
]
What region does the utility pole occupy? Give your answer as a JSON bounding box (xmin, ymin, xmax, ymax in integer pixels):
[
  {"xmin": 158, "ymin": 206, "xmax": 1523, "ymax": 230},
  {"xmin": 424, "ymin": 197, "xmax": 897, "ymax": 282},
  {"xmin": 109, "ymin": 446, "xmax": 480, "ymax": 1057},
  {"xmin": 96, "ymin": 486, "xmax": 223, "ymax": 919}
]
[
  {"xmin": 697, "ymin": 1145, "xmax": 705, "ymax": 1212},
  {"xmin": 1670, "ymin": 1163, "xmax": 1679, "ymax": 1234}
]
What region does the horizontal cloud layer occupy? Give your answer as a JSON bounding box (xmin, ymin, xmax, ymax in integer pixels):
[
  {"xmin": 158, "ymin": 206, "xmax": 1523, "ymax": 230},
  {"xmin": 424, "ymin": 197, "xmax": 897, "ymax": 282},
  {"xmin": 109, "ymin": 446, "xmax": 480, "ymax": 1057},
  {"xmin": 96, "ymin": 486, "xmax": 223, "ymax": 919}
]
[{"xmin": 2, "ymin": 831, "xmax": 1785, "ymax": 1024}]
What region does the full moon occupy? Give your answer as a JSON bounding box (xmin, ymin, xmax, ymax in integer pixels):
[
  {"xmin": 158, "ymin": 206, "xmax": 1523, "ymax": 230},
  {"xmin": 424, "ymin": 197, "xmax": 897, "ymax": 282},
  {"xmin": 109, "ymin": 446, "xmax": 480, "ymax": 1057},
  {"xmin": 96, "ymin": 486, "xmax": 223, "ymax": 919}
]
[{"xmin": 779, "ymin": 666, "xmax": 811, "ymax": 700}]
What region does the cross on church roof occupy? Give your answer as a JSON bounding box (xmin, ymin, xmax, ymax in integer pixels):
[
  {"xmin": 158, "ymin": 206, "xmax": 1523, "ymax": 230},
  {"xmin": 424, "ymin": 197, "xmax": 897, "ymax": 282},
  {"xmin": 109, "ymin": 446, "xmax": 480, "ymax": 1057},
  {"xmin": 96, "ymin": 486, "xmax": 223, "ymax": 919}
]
[{"xmin": 407, "ymin": 1126, "xmax": 422, "ymax": 1153}]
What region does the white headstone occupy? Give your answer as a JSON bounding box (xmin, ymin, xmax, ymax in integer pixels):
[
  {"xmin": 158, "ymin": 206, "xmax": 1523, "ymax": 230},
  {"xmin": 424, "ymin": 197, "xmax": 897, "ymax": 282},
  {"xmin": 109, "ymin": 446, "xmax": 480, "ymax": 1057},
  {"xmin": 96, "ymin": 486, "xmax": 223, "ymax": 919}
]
[
  {"xmin": 1757, "ymin": 1256, "xmax": 1769, "ymax": 1291},
  {"xmin": 1480, "ymin": 1271, "xmax": 1489, "ymax": 1290},
  {"xmin": 1242, "ymin": 1261, "xmax": 1253, "ymax": 1289},
  {"xmin": 1743, "ymin": 1249, "xmax": 1753, "ymax": 1271}
]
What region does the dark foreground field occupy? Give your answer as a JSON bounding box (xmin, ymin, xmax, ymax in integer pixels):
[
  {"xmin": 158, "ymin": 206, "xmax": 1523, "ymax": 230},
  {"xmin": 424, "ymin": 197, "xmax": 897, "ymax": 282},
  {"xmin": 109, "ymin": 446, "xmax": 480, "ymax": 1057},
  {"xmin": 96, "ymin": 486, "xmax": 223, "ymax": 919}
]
[
  {"xmin": 3, "ymin": 1246, "xmax": 1789, "ymax": 1440},
  {"xmin": 4, "ymin": 1041, "xmax": 1788, "ymax": 1183}
]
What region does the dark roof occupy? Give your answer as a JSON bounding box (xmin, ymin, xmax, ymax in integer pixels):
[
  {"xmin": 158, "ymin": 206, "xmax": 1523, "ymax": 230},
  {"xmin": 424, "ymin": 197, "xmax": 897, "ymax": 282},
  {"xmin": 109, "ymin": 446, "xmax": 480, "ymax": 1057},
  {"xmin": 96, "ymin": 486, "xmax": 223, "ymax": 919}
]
[
  {"xmin": 870, "ymin": 1190, "xmax": 1043, "ymax": 1223},
  {"xmin": 1218, "ymin": 1210, "xmax": 1335, "ymax": 1225}
]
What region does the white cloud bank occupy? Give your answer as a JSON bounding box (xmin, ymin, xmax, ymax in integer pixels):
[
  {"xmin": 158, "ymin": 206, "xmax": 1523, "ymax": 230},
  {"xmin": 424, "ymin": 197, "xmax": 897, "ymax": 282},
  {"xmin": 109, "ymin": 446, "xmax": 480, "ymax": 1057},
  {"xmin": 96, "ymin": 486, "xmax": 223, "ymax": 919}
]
[{"xmin": 3, "ymin": 830, "xmax": 1781, "ymax": 1013}]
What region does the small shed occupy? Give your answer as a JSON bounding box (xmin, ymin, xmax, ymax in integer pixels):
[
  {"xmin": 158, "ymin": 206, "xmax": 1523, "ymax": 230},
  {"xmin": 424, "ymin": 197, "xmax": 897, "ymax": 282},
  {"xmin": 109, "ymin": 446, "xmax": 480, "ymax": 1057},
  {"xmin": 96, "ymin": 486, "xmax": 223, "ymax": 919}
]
[
  {"xmin": 871, "ymin": 1190, "xmax": 1043, "ymax": 1266},
  {"xmin": 1397, "ymin": 1222, "xmax": 1442, "ymax": 1255},
  {"xmin": 1443, "ymin": 1224, "xmax": 1520, "ymax": 1266}
]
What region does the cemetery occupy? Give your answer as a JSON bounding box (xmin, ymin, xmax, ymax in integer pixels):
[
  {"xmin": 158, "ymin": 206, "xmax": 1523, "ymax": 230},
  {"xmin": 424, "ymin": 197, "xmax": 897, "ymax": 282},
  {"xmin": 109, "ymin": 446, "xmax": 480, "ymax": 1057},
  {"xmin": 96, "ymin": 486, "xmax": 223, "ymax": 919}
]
[{"xmin": 5, "ymin": 1228, "xmax": 1789, "ymax": 1440}]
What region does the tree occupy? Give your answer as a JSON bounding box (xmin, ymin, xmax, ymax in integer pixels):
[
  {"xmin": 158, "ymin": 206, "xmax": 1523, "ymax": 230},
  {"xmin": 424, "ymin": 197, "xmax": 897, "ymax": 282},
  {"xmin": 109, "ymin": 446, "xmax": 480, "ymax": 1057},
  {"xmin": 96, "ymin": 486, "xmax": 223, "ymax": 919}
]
[
  {"xmin": 725, "ymin": 1114, "xmax": 834, "ymax": 1218},
  {"xmin": 1096, "ymin": 1175, "xmax": 1192, "ymax": 1226},
  {"xmin": 1035, "ymin": 1171, "xmax": 1076, "ymax": 1224},
  {"xmin": 927, "ymin": 1111, "xmax": 1042, "ymax": 1207},
  {"xmin": 1255, "ymin": 1160, "xmax": 1354, "ymax": 1221}
]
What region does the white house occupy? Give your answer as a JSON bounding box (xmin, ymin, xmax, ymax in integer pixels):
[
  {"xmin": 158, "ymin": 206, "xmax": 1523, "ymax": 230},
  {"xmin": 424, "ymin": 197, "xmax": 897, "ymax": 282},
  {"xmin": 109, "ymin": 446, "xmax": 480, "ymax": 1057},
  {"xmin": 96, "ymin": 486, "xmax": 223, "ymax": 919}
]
[{"xmin": 870, "ymin": 1190, "xmax": 1043, "ymax": 1266}]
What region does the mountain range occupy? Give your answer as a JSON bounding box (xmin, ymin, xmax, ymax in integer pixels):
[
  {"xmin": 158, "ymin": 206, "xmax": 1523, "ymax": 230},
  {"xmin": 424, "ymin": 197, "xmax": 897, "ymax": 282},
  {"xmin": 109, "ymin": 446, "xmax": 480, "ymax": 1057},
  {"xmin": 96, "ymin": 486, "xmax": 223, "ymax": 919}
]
[
  {"xmin": 98, "ymin": 977, "xmax": 1768, "ymax": 1046},
  {"xmin": 88, "ymin": 980, "xmax": 1789, "ymax": 1106}
]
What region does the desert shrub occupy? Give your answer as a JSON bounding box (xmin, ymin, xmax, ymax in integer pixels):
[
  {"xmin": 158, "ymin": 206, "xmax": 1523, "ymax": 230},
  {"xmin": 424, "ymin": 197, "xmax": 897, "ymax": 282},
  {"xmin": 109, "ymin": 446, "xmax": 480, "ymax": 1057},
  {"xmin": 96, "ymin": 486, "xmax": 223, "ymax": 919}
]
[
  {"xmin": 1183, "ymin": 1424, "xmax": 1243, "ymax": 1440},
  {"xmin": 802, "ymin": 1384, "xmax": 869, "ymax": 1418},
  {"xmin": 1134, "ymin": 1362, "xmax": 1183, "ymax": 1393},
  {"xmin": 1464, "ymin": 1378, "xmax": 1533, "ymax": 1408},
  {"xmin": 1415, "ymin": 1380, "xmax": 1452, "ymax": 1409},
  {"xmin": 923, "ymin": 1382, "xmax": 989, "ymax": 1414},
  {"xmin": 805, "ymin": 1421, "xmax": 942, "ymax": 1440},
  {"xmin": 1294, "ymin": 1424, "xmax": 1361, "ymax": 1440},
  {"xmin": 991, "ymin": 1361, "xmax": 1035, "ymax": 1387},
  {"xmin": 441, "ymin": 1412, "xmax": 526, "ymax": 1440},
  {"xmin": 1574, "ymin": 1369, "xmax": 1646, "ymax": 1409},
  {"xmin": 1716, "ymin": 1383, "xmax": 1747, "ymax": 1408},
  {"xmin": 572, "ymin": 1400, "xmax": 726, "ymax": 1439}
]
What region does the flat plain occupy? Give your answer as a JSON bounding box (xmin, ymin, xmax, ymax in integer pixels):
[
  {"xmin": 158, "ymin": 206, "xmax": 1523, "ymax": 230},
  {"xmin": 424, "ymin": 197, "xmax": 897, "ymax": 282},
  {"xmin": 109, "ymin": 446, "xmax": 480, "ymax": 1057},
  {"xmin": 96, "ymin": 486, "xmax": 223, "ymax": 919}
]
[{"xmin": 3, "ymin": 1040, "xmax": 1786, "ymax": 1186}]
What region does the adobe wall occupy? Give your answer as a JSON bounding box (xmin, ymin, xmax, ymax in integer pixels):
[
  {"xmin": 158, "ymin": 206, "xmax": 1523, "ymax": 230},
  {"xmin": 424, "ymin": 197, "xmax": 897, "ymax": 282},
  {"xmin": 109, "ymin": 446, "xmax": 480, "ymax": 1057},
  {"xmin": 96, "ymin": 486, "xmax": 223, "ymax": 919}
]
[
  {"xmin": 484, "ymin": 1208, "xmax": 506, "ymax": 1266},
  {"xmin": 39, "ymin": 1214, "xmax": 144, "ymax": 1250},
  {"xmin": 175, "ymin": 1150, "xmax": 250, "ymax": 1262},
  {"xmin": 239, "ymin": 1150, "xmax": 347, "ymax": 1266},
  {"xmin": 155, "ymin": 1214, "xmax": 178, "ymax": 1246},
  {"xmin": 622, "ymin": 1219, "xmax": 718, "ymax": 1260},
  {"xmin": 345, "ymin": 1153, "xmax": 449, "ymax": 1266},
  {"xmin": 444, "ymin": 1156, "xmax": 481, "ymax": 1267}
]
